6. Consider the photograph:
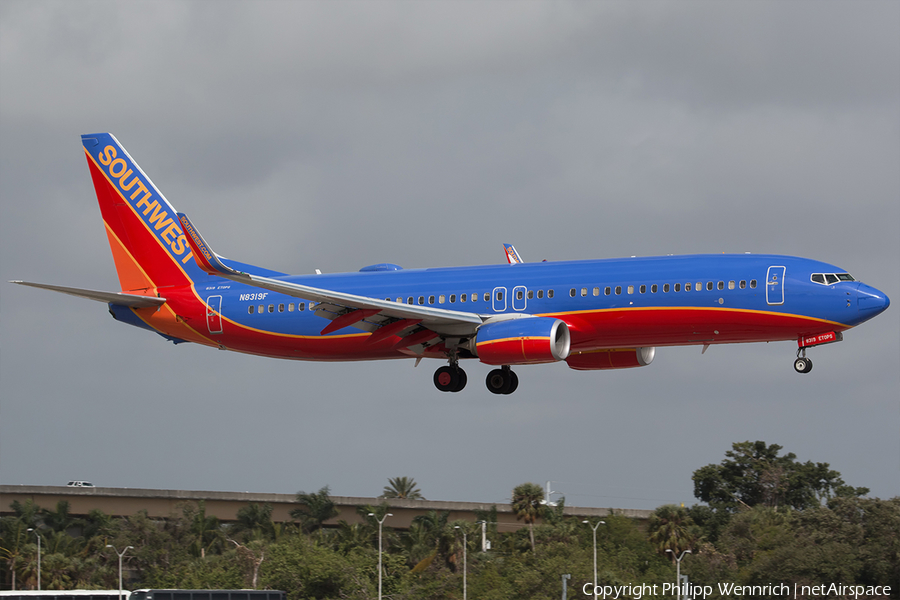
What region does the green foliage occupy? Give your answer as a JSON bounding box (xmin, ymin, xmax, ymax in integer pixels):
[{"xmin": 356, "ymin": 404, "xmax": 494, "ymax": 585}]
[
  {"xmin": 693, "ymin": 441, "xmax": 868, "ymax": 511},
  {"xmin": 511, "ymin": 482, "xmax": 545, "ymax": 552},
  {"xmin": 382, "ymin": 476, "xmax": 424, "ymax": 500},
  {"xmin": 291, "ymin": 487, "xmax": 339, "ymax": 535}
]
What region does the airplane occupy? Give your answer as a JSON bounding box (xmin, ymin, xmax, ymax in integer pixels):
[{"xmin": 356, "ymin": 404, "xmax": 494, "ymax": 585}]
[{"xmin": 12, "ymin": 133, "xmax": 891, "ymax": 394}]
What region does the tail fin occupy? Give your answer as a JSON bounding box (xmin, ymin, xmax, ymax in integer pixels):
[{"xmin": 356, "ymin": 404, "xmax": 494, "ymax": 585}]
[{"xmin": 82, "ymin": 133, "xmax": 207, "ymax": 293}]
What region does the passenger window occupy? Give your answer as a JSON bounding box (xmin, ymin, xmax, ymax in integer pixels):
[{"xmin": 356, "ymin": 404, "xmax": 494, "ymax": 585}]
[
  {"xmin": 651, "ymin": 284, "xmax": 657, "ymax": 293},
  {"xmin": 268, "ymin": 305, "xmax": 274, "ymax": 313},
  {"xmin": 428, "ymin": 295, "xmax": 435, "ymax": 304},
  {"xmin": 517, "ymin": 290, "xmax": 524, "ymax": 300},
  {"xmin": 581, "ymin": 288, "xmax": 588, "ymax": 297},
  {"xmin": 278, "ymin": 304, "xmax": 285, "ymax": 312},
  {"xmin": 750, "ymin": 280, "xmax": 757, "ymax": 288},
  {"xmin": 675, "ymin": 283, "xmax": 681, "ymax": 292},
  {"xmin": 439, "ymin": 295, "xmax": 445, "ymax": 304},
  {"xmin": 248, "ymin": 305, "xmax": 255, "ymax": 314},
  {"xmin": 570, "ymin": 288, "xmax": 576, "ymax": 297},
  {"xmin": 728, "ymin": 281, "xmax": 735, "ymax": 290},
  {"xmin": 739, "ymin": 280, "xmax": 746, "ymax": 289},
  {"xmin": 663, "ymin": 283, "xmax": 670, "ymax": 293},
  {"xmin": 717, "ymin": 281, "xmax": 724, "ymax": 290},
  {"xmin": 258, "ymin": 304, "xmax": 264, "ymax": 313},
  {"xmin": 527, "ymin": 290, "xmax": 534, "ymax": 299},
  {"xmin": 407, "ymin": 297, "xmax": 414, "ymax": 304},
  {"xmin": 615, "ymin": 286, "xmax": 622, "ymax": 295},
  {"xmin": 593, "ymin": 287, "xmax": 599, "ymax": 296},
  {"xmin": 418, "ymin": 296, "xmax": 425, "ymax": 305},
  {"xmin": 537, "ymin": 290, "xmax": 544, "ymax": 299},
  {"xmin": 604, "ymin": 287, "xmax": 611, "ymax": 295},
  {"xmin": 548, "ymin": 290, "xmax": 555, "ymax": 298},
  {"xmin": 640, "ymin": 285, "xmax": 646, "ymax": 294},
  {"xmin": 706, "ymin": 282, "xmax": 713, "ymax": 291},
  {"xmin": 685, "ymin": 283, "xmax": 691, "ymax": 291},
  {"xmin": 496, "ymin": 291, "xmax": 503, "ymax": 301},
  {"xmin": 627, "ymin": 286, "xmax": 634, "ymax": 294},
  {"xmin": 696, "ymin": 282, "xmax": 702, "ymax": 291},
  {"xmin": 288, "ymin": 303, "xmax": 295, "ymax": 312},
  {"xmin": 299, "ymin": 303, "xmax": 306, "ymax": 311}
]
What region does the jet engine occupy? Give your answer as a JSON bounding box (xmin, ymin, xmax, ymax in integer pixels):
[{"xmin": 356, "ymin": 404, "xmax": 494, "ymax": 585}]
[
  {"xmin": 473, "ymin": 317, "xmax": 571, "ymax": 365},
  {"xmin": 565, "ymin": 347, "xmax": 656, "ymax": 370}
]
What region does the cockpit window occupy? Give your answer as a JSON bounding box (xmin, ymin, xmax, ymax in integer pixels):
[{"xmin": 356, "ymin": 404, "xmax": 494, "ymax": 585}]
[{"xmin": 811, "ymin": 273, "xmax": 855, "ymax": 285}]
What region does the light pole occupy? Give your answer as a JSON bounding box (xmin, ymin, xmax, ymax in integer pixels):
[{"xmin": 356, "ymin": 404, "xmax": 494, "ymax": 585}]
[
  {"xmin": 454, "ymin": 526, "xmax": 467, "ymax": 600},
  {"xmin": 26, "ymin": 528, "xmax": 40, "ymax": 591},
  {"xmin": 581, "ymin": 520, "xmax": 605, "ymax": 600},
  {"xmin": 106, "ymin": 544, "xmax": 133, "ymax": 600},
  {"xmin": 368, "ymin": 512, "xmax": 392, "ymax": 600},
  {"xmin": 666, "ymin": 549, "xmax": 692, "ymax": 600}
]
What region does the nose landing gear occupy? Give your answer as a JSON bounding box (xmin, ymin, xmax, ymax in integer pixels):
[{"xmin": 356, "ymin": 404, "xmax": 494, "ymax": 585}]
[{"xmin": 794, "ymin": 348, "xmax": 813, "ymax": 373}]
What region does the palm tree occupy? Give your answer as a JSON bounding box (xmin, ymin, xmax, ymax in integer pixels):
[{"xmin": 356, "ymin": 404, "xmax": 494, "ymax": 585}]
[
  {"xmin": 647, "ymin": 504, "xmax": 697, "ymax": 562},
  {"xmin": 291, "ymin": 486, "xmax": 339, "ymax": 534},
  {"xmin": 382, "ymin": 477, "xmax": 424, "ymax": 500},
  {"xmin": 231, "ymin": 503, "xmax": 275, "ymax": 542},
  {"xmin": 511, "ymin": 482, "xmax": 545, "ymax": 552},
  {"xmin": 187, "ymin": 501, "xmax": 222, "ymax": 558}
]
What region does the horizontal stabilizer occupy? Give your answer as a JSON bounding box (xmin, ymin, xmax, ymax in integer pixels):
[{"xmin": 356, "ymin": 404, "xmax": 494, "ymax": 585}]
[{"xmin": 11, "ymin": 281, "xmax": 166, "ymax": 307}]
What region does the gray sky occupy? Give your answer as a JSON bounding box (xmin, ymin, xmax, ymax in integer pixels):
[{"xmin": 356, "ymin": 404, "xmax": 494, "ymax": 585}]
[{"xmin": 1, "ymin": 1, "xmax": 898, "ymax": 511}]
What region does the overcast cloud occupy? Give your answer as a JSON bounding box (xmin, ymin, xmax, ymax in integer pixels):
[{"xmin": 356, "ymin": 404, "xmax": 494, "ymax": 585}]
[{"xmin": 1, "ymin": 1, "xmax": 898, "ymax": 510}]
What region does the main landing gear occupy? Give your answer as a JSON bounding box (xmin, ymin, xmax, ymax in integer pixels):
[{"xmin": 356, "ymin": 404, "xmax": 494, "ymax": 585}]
[
  {"xmin": 486, "ymin": 365, "xmax": 518, "ymax": 395},
  {"xmin": 431, "ymin": 360, "xmax": 519, "ymax": 394},
  {"xmin": 794, "ymin": 348, "xmax": 813, "ymax": 374},
  {"xmin": 433, "ymin": 365, "xmax": 468, "ymax": 392}
]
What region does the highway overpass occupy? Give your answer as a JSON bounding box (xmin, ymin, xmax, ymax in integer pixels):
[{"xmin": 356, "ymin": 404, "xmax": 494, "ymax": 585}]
[{"xmin": 1, "ymin": 485, "xmax": 652, "ymax": 531}]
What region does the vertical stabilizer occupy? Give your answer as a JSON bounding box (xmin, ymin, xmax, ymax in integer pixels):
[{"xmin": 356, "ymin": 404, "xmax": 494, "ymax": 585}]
[{"xmin": 82, "ymin": 133, "xmax": 206, "ymax": 292}]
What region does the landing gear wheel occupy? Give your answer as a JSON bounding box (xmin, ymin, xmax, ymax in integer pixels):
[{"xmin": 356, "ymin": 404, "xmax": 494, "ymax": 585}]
[
  {"xmin": 434, "ymin": 366, "xmax": 459, "ymax": 392},
  {"xmin": 793, "ymin": 357, "xmax": 813, "ymax": 373},
  {"xmin": 503, "ymin": 371, "xmax": 519, "ymax": 395},
  {"xmin": 434, "ymin": 366, "xmax": 467, "ymax": 392},
  {"xmin": 486, "ymin": 367, "xmax": 517, "ymax": 395}
]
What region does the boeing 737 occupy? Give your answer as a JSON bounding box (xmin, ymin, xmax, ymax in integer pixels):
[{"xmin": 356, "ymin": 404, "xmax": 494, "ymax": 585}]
[{"xmin": 13, "ymin": 133, "xmax": 891, "ymax": 394}]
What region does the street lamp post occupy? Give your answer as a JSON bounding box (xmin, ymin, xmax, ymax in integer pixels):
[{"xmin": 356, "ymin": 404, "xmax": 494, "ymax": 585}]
[
  {"xmin": 665, "ymin": 549, "xmax": 692, "ymax": 600},
  {"xmin": 106, "ymin": 544, "xmax": 133, "ymax": 600},
  {"xmin": 26, "ymin": 528, "xmax": 41, "ymax": 591},
  {"xmin": 454, "ymin": 526, "xmax": 467, "ymax": 600},
  {"xmin": 581, "ymin": 520, "xmax": 605, "ymax": 600},
  {"xmin": 368, "ymin": 512, "xmax": 392, "ymax": 600}
]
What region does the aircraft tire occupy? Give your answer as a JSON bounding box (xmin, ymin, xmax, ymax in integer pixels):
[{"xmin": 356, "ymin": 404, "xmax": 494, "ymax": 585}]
[
  {"xmin": 793, "ymin": 357, "xmax": 813, "ymax": 373},
  {"xmin": 502, "ymin": 371, "xmax": 518, "ymax": 395},
  {"xmin": 453, "ymin": 368, "xmax": 467, "ymax": 392},
  {"xmin": 434, "ymin": 366, "xmax": 460, "ymax": 392},
  {"xmin": 486, "ymin": 368, "xmax": 512, "ymax": 394}
]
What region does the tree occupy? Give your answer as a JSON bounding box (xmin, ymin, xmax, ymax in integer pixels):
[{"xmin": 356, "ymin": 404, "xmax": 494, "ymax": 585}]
[
  {"xmin": 692, "ymin": 441, "xmax": 868, "ymax": 511},
  {"xmin": 382, "ymin": 476, "xmax": 424, "ymax": 500},
  {"xmin": 511, "ymin": 482, "xmax": 545, "ymax": 552},
  {"xmin": 291, "ymin": 486, "xmax": 339, "ymax": 534},
  {"xmin": 647, "ymin": 504, "xmax": 698, "ymax": 562},
  {"xmin": 230, "ymin": 503, "xmax": 275, "ymax": 542}
]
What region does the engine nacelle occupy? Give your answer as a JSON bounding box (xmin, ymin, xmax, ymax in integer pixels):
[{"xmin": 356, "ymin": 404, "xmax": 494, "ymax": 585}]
[
  {"xmin": 565, "ymin": 347, "xmax": 656, "ymax": 370},
  {"xmin": 474, "ymin": 317, "xmax": 571, "ymax": 366}
]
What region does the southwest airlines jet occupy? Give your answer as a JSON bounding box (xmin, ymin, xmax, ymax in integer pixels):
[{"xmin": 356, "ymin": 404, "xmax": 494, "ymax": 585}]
[{"xmin": 13, "ymin": 134, "xmax": 891, "ymax": 394}]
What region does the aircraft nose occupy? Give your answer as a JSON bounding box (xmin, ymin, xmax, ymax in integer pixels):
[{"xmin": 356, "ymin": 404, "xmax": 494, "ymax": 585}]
[{"xmin": 857, "ymin": 283, "xmax": 890, "ymax": 317}]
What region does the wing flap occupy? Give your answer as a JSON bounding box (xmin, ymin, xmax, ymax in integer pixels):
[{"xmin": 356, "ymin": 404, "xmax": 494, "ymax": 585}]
[{"xmin": 178, "ymin": 213, "xmax": 485, "ymax": 335}]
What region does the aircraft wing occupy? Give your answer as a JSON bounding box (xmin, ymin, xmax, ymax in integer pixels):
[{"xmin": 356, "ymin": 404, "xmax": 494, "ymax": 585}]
[
  {"xmin": 178, "ymin": 214, "xmax": 485, "ymax": 337},
  {"xmin": 11, "ymin": 281, "xmax": 166, "ymax": 308}
]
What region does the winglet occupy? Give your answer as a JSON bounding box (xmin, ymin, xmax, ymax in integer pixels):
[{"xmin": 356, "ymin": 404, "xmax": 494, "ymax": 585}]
[
  {"xmin": 503, "ymin": 243, "xmax": 523, "ymax": 264},
  {"xmin": 177, "ymin": 213, "xmax": 246, "ymax": 278}
]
